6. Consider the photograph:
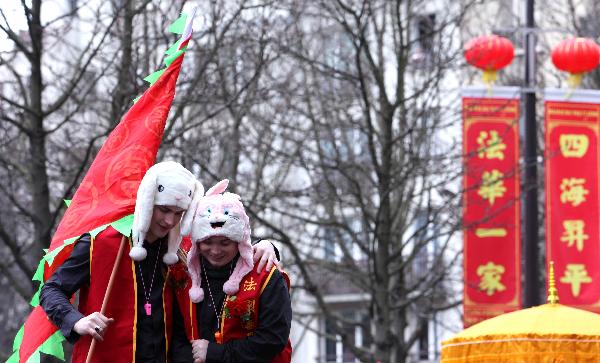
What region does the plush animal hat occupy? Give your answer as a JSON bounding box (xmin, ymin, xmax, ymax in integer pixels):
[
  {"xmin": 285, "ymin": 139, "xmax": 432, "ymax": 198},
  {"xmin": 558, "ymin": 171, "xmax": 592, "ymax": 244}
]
[
  {"xmin": 182, "ymin": 179, "xmax": 254, "ymax": 303},
  {"xmin": 130, "ymin": 161, "xmax": 204, "ymax": 265}
]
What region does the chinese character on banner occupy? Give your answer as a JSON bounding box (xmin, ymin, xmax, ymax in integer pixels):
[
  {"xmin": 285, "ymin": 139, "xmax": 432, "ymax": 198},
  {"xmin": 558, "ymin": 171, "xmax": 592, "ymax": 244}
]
[
  {"xmin": 560, "ymin": 220, "xmax": 588, "ymax": 251},
  {"xmin": 477, "ymin": 130, "xmax": 506, "ymax": 160},
  {"xmin": 478, "ymin": 170, "xmax": 506, "ymax": 205},
  {"xmin": 560, "ymin": 264, "xmax": 592, "ymax": 297},
  {"xmin": 545, "ymin": 89, "xmax": 600, "ymax": 313},
  {"xmin": 560, "ymin": 178, "xmax": 588, "ymax": 206},
  {"xmin": 477, "ymin": 262, "xmax": 506, "ymax": 296},
  {"xmin": 462, "ymin": 87, "xmax": 521, "ymax": 327},
  {"xmin": 560, "ymin": 134, "xmax": 589, "ymax": 158}
]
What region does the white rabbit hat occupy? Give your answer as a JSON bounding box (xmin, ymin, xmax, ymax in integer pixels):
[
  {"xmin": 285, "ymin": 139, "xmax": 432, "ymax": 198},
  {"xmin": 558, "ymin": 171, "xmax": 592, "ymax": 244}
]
[{"xmin": 129, "ymin": 161, "xmax": 204, "ymax": 265}]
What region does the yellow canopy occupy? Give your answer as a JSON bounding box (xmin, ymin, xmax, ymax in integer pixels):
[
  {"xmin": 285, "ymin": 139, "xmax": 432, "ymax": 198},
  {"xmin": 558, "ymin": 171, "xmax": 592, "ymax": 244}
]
[{"xmin": 442, "ymin": 304, "xmax": 600, "ymax": 362}]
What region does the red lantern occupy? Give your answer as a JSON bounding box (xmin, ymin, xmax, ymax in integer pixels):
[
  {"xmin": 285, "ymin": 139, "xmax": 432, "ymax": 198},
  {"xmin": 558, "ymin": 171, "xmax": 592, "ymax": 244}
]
[
  {"xmin": 551, "ymin": 37, "xmax": 600, "ymax": 88},
  {"xmin": 464, "ymin": 35, "xmax": 515, "ymax": 84}
]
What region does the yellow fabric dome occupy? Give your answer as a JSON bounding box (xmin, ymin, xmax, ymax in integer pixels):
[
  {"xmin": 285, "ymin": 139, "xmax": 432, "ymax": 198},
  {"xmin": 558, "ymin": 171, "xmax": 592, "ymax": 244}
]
[
  {"xmin": 442, "ymin": 303, "xmax": 600, "ymax": 362},
  {"xmin": 455, "ymin": 303, "xmax": 600, "ymax": 337}
]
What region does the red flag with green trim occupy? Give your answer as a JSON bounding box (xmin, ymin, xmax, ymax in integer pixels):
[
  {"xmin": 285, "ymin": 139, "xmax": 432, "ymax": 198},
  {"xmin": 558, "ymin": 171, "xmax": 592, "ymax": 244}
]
[{"xmin": 8, "ymin": 10, "xmax": 196, "ymax": 363}]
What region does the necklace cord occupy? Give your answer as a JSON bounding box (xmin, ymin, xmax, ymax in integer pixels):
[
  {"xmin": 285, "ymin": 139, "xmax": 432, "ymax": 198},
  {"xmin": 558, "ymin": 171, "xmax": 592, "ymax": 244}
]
[
  {"xmin": 138, "ymin": 240, "xmax": 163, "ymax": 304},
  {"xmin": 201, "ymin": 258, "xmax": 233, "ymax": 330}
]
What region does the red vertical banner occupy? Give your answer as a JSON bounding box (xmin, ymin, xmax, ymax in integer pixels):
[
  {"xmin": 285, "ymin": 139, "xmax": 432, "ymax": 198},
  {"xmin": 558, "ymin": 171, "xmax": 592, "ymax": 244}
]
[
  {"xmin": 462, "ymin": 87, "xmax": 521, "ymax": 327},
  {"xmin": 545, "ymin": 89, "xmax": 600, "ymax": 313}
]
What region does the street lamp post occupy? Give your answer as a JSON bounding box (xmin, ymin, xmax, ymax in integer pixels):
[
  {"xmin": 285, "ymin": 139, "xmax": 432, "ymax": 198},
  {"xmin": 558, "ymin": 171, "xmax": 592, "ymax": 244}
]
[{"xmin": 523, "ymin": 0, "xmax": 541, "ymax": 308}]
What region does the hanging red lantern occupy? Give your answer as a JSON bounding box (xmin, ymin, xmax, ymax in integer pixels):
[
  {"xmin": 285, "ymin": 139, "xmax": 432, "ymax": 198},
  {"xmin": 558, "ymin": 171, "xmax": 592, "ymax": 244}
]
[
  {"xmin": 464, "ymin": 35, "xmax": 515, "ymax": 84},
  {"xmin": 551, "ymin": 37, "xmax": 600, "ymax": 88}
]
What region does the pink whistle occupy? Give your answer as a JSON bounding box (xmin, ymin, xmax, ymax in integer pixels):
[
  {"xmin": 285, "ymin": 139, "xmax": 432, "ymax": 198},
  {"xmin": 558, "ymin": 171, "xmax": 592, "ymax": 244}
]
[{"xmin": 144, "ymin": 303, "xmax": 152, "ymax": 316}]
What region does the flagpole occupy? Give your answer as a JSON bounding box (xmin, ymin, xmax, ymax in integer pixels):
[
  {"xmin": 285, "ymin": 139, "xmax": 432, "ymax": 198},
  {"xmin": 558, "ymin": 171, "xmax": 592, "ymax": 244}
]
[
  {"xmin": 86, "ymin": 236, "xmax": 127, "ymax": 363},
  {"xmin": 86, "ymin": 10, "xmax": 196, "ymax": 361}
]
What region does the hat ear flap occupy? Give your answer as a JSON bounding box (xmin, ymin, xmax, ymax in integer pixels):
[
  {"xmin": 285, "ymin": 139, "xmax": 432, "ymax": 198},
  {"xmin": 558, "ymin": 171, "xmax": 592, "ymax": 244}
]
[
  {"xmin": 181, "ymin": 180, "xmax": 204, "ymax": 236},
  {"xmin": 187, "ymin": 242, "xmax": 204, "ymax": 303},
  {"xmin": 130, "ymin": 170, "xmax": 158, "ymax": 261},
  {"xmin": 223, "ymin": 232, "xmax": 254, "ymax": 295},
  {"xmin": 163, "ymin": 221, "xmax": 181, "ymax": 265},
  {"xmin": 223, "ymin": 237, "xmax": 254, "ymax": 295}
]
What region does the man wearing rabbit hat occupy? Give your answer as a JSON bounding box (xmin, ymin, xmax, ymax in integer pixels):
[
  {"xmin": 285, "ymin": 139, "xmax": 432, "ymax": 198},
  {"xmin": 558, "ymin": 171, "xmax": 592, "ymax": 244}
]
[
  {"xmin": 170, "ymin": 180, "xmax": 292, "ymax": 363},
  {"xmin": 40, "ymin": 162, "xmax": 279, "ymax": 362}
]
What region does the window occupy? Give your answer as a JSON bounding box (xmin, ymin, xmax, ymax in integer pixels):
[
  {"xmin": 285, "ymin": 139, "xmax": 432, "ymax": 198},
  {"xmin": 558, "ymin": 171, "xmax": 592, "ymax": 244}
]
[
  {"xmin": 318, "ymin": 128, "xmax": 369, "ymax": 196},
  {"xmin": 341, "ymin": 311, "xmax": 357, "ymax": 363},
  {"xmin": 322, "ymin": 310, "xmax": 370, "ymax": 363},
  {"xmin": 325, "ymin": 319, "xmax": 337, "ymax": 362},
  {"xmin": 69, "ymin": 0, "xmax": 78, "ymax": 13},
  {"xmin": 416, "ymin": 14, "xmax": 436, "ymax": 55},
  {"xmin": 411, "ymin": 212, "xmax": 431, "ymax": 280},
  {"xmin": 323, "ymin": 228, "xmax": 337, "ymax": 261},
  {"xmin": 410, "ymin": 13, "xmax": 436, "ymax": 67},
  {"xmin": 418, "ymin": 318, "xmax": 429, "ymax": 360},
  {"xmin": 321, "ymin": 219, "xmax": 363, "ymax": 263}
]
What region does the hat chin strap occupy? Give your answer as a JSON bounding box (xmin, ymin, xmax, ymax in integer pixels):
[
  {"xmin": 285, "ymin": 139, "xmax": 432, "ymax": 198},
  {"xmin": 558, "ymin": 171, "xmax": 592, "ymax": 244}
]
[
  {"xmin": 223, "ymin": 238, "xmax": 254, "ymax": 295},
  {"xmin": 187, "ymin": 242, "xmax": 204, "ymax": 303},
  {"xmin": 162, "ymin": 223, "xmax": 181, "ymax": 265},
  {"xmin": 129, "ymin": 244, "xmax": 148, "ymax": 261}
]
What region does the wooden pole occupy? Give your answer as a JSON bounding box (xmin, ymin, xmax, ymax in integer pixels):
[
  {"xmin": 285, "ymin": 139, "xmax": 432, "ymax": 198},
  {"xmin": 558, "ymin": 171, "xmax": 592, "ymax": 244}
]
[{"xmin": 85, "ymin": 235, "xmax": 127, "ymax": 363}]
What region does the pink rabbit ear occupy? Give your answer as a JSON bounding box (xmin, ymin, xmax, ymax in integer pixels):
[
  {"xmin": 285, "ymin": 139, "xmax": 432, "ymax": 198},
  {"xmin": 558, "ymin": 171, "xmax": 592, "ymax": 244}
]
[
  {"xmin": 206, "ymin": 179, "xmax": 229, "ymax": 196},
  {"xmin": 187, "ymin": 242, "xmax": 204, "ymax": 303}
]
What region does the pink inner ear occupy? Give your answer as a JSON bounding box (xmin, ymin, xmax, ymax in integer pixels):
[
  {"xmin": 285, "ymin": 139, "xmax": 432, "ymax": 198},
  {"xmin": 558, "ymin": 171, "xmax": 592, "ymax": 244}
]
[{"xmin": 206, "ymin": 179, "xmax": 229, "ymax": 196}]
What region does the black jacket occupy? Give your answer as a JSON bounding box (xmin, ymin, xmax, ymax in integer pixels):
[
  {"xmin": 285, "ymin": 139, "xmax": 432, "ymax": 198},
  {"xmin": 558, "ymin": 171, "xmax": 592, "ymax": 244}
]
[
  {"xmin": 40, "ymin": 234, "xmax": 170, "ymax": 363},
  {"xmin": 170, "ymin": 256, "xmax": 292, "ymax": 363}
]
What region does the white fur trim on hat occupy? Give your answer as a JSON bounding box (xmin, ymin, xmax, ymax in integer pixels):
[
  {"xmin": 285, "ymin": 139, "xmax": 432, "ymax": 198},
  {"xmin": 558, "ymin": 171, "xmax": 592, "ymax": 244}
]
[
  {"xmin": 185, "ymin": 179, "xmax": 254, "ymax": 302},
  {"xmin": 130, "ymin": 161, "xmax": 201, "ymax": 264}
]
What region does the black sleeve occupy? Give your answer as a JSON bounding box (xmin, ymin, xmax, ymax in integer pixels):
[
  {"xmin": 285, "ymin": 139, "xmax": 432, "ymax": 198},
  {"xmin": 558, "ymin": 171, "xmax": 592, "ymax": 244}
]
[
  {"xmin": 170, "ymin": 297, "xmax": 194, "ymax": 363},
  {"xmin": 251, "ymin": 238, "xmax": 281, "ymax": 262},
  {"xmin": 205, "ymin": 270, "xmax": 292, "ymax": 363},
  {"xmin": 39, "ymin": 234, "xmax": 92, "ymax": 344}
]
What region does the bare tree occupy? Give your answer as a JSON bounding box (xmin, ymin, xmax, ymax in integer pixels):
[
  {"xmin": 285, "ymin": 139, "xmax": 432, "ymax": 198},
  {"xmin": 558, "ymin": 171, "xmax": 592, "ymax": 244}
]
[
  {"xmin": 161, "ymin": 1, "xmax": 471, "ymax": 361},
  {"xmin": 0, "ymin": 1, "xmax": 117, "ymax": 356},
  {"xmin": 225, "ymin": 1, "xmax": 471, "ymax": 361},
  {"xmin": 0, "ymin": 0, "xmax": 278, "ymax": 358},
  {"xmin": 1, "ymin": 0, "xmax": 474, "ymax": 361},
  {"xmin": 0, "ymin": 0, "xmax": 180, "ymax": 358}
]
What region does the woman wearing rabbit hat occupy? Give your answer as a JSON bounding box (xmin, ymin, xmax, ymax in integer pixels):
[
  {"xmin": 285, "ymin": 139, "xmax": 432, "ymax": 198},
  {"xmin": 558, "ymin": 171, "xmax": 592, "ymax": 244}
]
[
  {"xmin": 170, "ymin": 179, "xmax": 292, "ymax": 363},
  {"xmin": 40, "ymin": 162, "xmax": 279, "ymax": 363}
]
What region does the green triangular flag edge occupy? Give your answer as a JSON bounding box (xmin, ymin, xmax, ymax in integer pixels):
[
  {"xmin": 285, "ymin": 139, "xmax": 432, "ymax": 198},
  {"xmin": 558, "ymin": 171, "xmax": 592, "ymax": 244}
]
[
  {"xmin": 167, "ymin": 13, "xmax": 187, "ymax": 34},
  {"xmin": 164, "ymin": 48, "xmax": 186, "ymax": 67},
  {"xmin": 143, "ymin": 68, "xmax": 167, "ymax": 85},
  {"xmin": 12, "ymin": 325, "xmax": 24, "ymax": 352},
  {"xmin": 6, "ymin": 350, "xmax": 19, "ymax": 363},
  {"xmin": 111, "ymin": 214, "xmax": 134, "ymax": 237},
  {"xmin": 21, "ymin": 330, "xmax": 66, "ymax": 363}
]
